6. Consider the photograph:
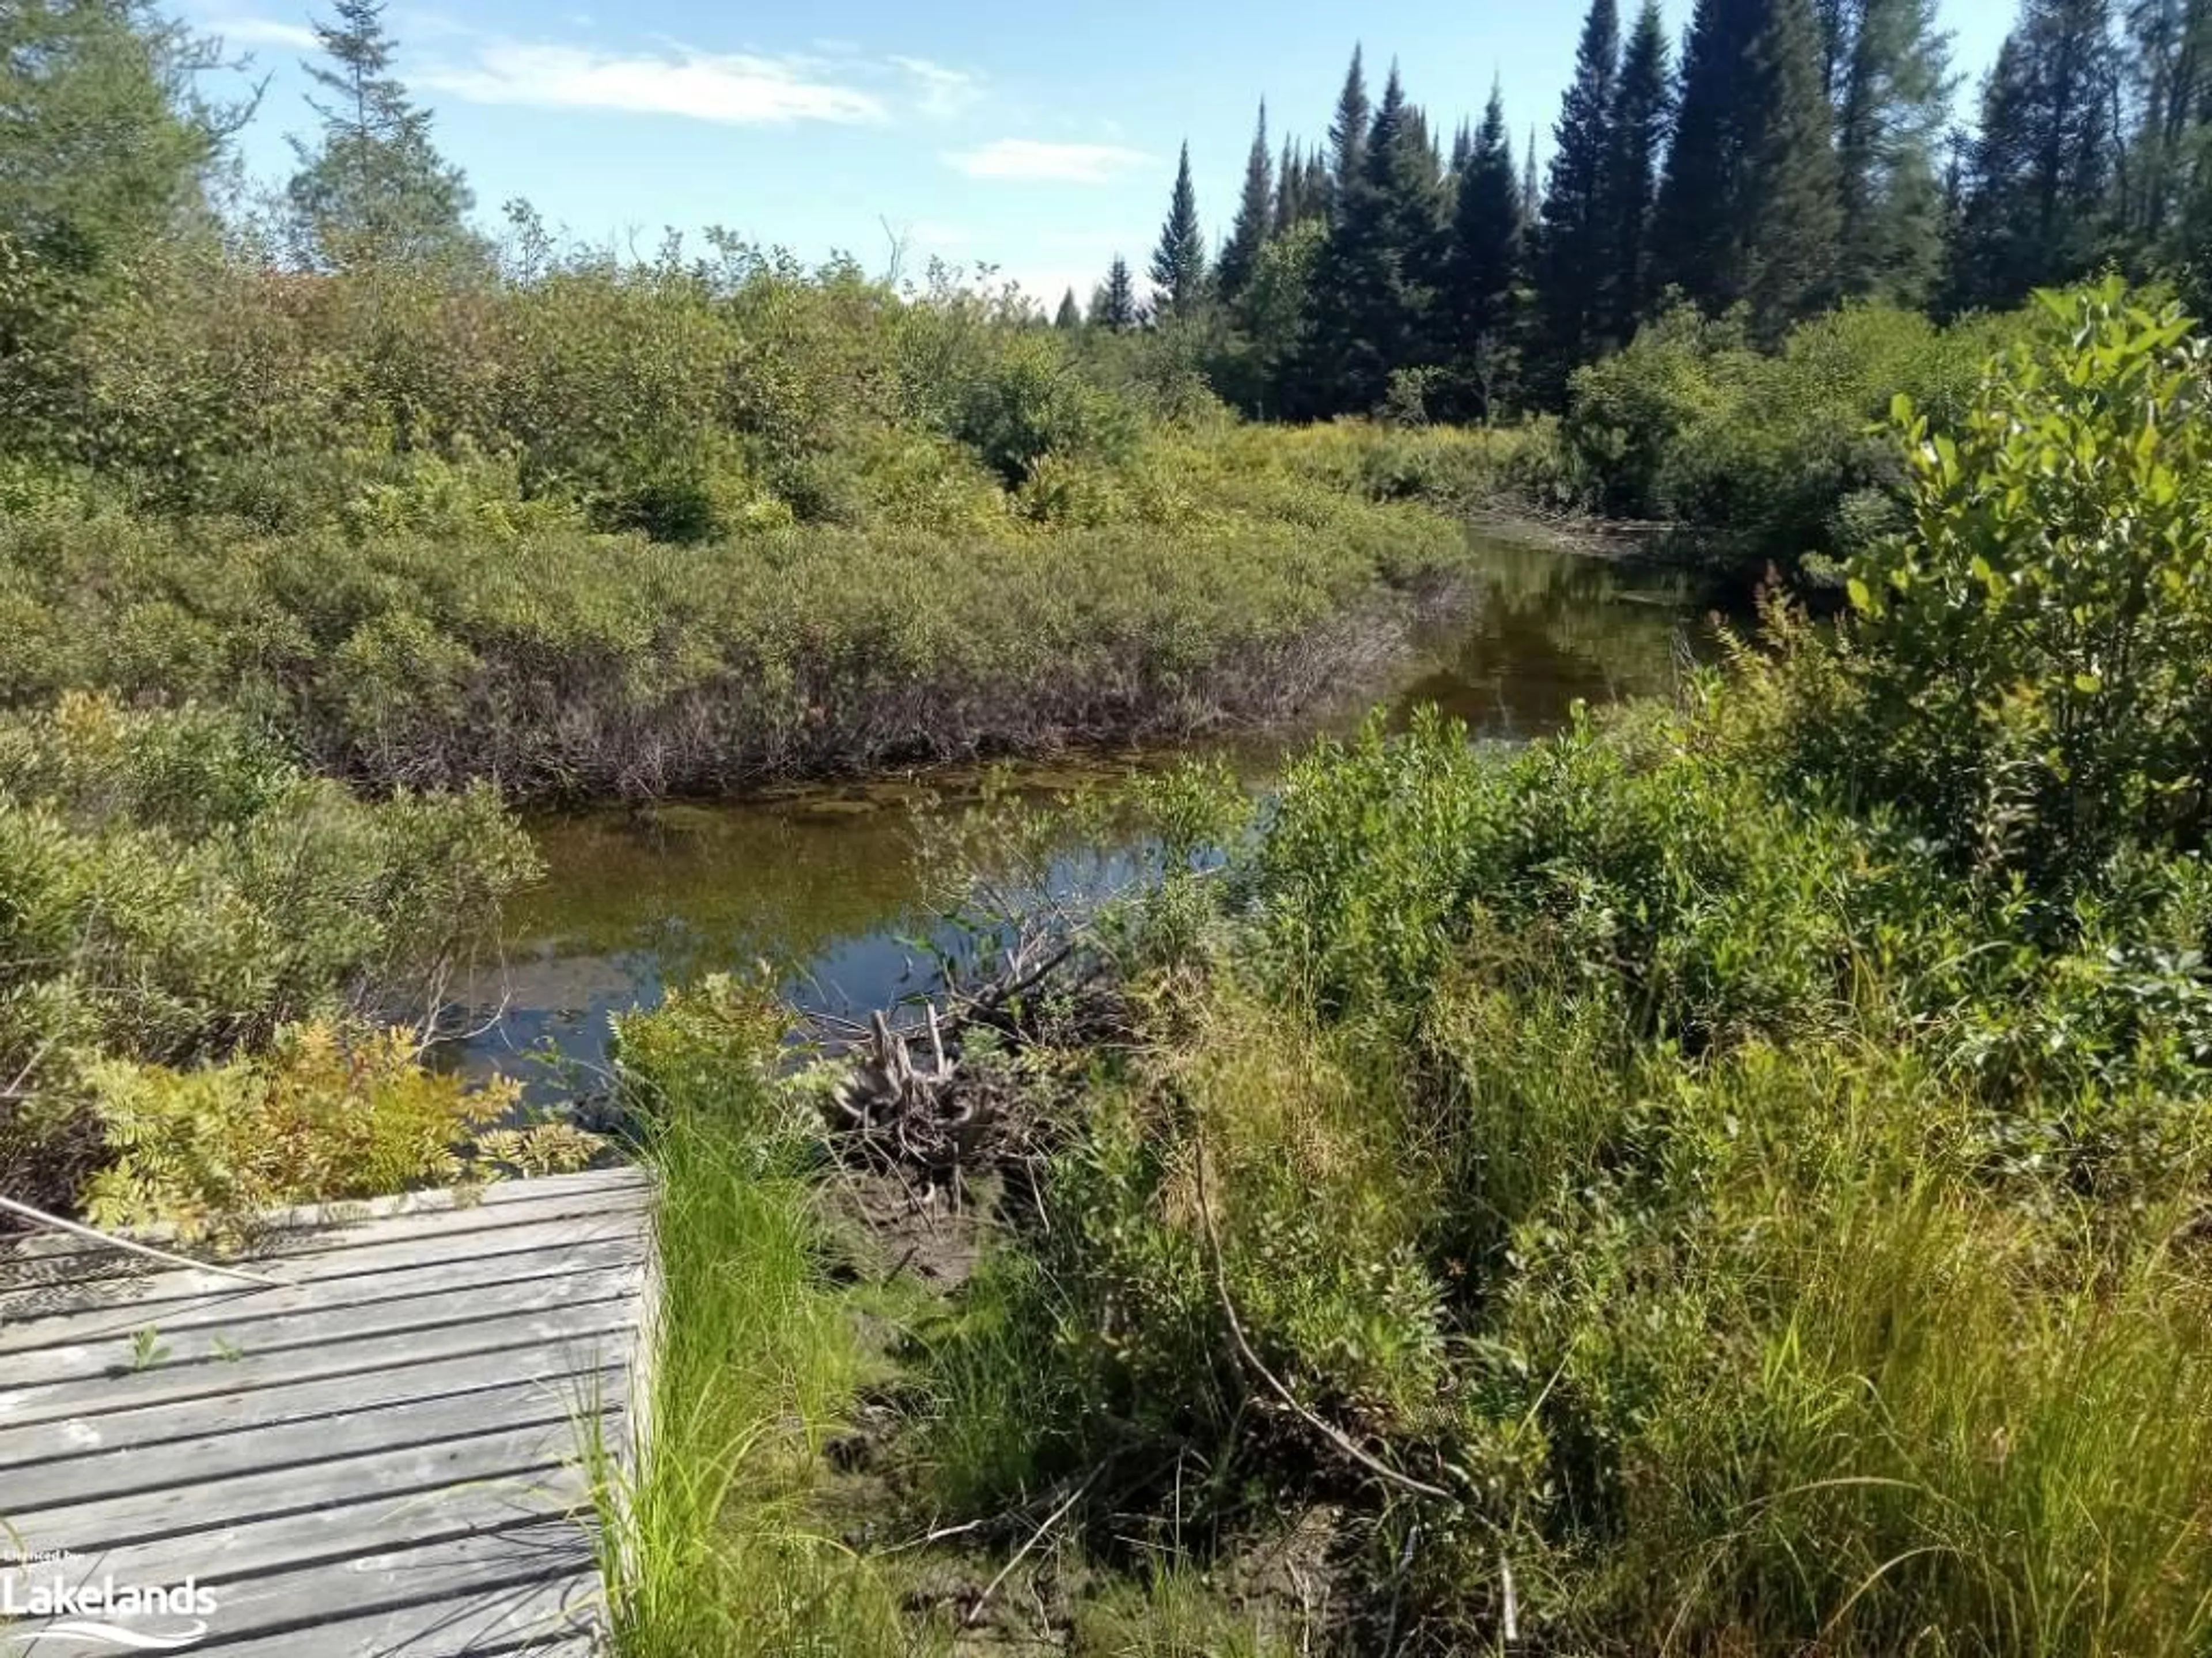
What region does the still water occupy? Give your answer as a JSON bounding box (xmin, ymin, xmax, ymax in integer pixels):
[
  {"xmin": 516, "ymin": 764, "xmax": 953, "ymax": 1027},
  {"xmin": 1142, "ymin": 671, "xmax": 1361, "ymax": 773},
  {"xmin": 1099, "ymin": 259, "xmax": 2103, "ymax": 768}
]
[{"xmin": 453, "ymin": 536, "xmax": 1706, "ymax": 1092}]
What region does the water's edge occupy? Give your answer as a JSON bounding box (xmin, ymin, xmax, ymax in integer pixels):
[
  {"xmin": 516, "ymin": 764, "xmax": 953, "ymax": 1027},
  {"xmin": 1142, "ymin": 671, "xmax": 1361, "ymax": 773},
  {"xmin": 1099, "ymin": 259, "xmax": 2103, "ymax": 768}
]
[{"xmin": 447, "ymin": 535, "xmax": 1707, "ymax": 1098}]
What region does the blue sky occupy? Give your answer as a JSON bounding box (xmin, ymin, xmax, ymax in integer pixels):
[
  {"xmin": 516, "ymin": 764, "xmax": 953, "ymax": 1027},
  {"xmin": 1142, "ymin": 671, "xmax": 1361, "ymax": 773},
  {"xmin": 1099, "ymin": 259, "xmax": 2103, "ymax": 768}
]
[{"xmin": 186, "ymin": 0, "xmax": 2020, "ymax": 308}]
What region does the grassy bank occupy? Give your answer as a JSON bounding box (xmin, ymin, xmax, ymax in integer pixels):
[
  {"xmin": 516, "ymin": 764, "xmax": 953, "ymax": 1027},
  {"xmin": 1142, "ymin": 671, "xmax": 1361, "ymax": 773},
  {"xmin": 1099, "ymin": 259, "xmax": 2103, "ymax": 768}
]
[{"xmin": 600, "ymin": 283, "xmax": 2212, "ymax": 1655}]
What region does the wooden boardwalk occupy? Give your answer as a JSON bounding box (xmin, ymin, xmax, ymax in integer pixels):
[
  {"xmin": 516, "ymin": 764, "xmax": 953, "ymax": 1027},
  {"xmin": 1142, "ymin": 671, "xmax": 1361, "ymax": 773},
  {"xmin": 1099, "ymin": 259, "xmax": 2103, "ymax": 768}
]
[{"xmin": 0, "ymin": 1167, "xmax": 657, "ymax": 1657}]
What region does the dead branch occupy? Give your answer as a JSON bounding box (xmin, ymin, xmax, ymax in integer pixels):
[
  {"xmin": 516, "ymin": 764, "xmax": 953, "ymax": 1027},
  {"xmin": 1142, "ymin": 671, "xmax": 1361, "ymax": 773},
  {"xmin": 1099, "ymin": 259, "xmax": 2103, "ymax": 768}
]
[{"xmin": 1191, "ymin": 1140, "xmax": 1453, "ymax": 1504}]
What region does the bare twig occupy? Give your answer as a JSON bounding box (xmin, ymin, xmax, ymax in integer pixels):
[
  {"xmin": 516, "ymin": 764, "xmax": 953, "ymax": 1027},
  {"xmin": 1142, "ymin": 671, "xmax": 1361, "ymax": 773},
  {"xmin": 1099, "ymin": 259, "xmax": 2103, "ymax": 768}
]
[
  {"xmin": 1191, "ymin": 1141, "xmax": 1452, "ymax": 1503},
  {"xmin": 0, "ymin": 1198, "xmax": 283, "ymax": 1288},
  {"xmin": 965, "ymin": 1473, "xmax": 1096, "ymax": 1627}
]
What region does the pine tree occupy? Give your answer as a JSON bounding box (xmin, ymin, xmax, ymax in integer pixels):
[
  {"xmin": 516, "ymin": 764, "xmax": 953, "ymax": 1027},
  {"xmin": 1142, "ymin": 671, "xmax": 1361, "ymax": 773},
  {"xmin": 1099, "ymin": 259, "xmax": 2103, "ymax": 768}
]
[
  {"xmin": 1217, "ymin": 103, "xmax": 1275, "ymax": 302},
  {"xmin": 1147, "ymin": 141, "xmax": 1207, "ymax": 317},
  {"xmin": 1301, "ymin": 63, "xmax": 1444, "ymax": 413},
  {"xmin": 1834, "ymin": 0, "xmax": 1956, "ymax": 303},
  {"xmin": 2119, "ymin": 0, "xmax": 2210, "ymax": 253},
  {"xmin": 1744, "ymin": 0, "xmax": 1844, "ymax": 332},
  {"xmin": 1946, "ymin": 0, "xmax": 2120, "ymax": 309},
  {"xmin": 1444, "ymin": 84, "xmax": 1526, "ymax": 418},
  {"xmin": 287, "ymin": 0, "xmax": 477, "ymax": 268},
  {"xmin": 1092, "ymin": 255, "xmax": 1139, "ymax": 332},
  {"xmin": 1054, "ymin": 287, "xmax": 1082, "ymax": 330},
  {"xmin": 1327, "ymin": 45, "xmax": 1371, "ymax": 199},
  {"xmin": 1450, "ymin": 119, "xmax": 1475, "ymax": 177},
  {"xmin": 1534, "ymin": 0, "xmax": 1621, "ymax": 392},
  {"xmin": 1604, "ymin": 0, "xmax": 1673, "ymax": 337},
  {"xmin": 1522, "ymin": 127, "xmax": 1541, "ymax": 230}
]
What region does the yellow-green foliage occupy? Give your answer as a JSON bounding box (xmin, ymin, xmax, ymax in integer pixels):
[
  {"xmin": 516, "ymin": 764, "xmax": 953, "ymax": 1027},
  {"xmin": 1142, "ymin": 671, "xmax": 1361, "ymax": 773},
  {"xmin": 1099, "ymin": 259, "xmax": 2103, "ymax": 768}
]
[{"xmin": 82, "ymin": 1022, "xmax": 598, "ymax": 1243}]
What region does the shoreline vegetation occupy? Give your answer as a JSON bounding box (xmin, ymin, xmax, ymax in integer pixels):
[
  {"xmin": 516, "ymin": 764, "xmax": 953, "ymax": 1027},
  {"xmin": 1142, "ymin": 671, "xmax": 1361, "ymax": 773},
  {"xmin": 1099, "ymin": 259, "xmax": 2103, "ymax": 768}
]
[
  {"xmin": 600, "ymin": 283, "xmax": 2212, "ymax": 1656},
  {"xmin": 9, "ymin": 0, "xmax": 2212, "ymax": 1650}
]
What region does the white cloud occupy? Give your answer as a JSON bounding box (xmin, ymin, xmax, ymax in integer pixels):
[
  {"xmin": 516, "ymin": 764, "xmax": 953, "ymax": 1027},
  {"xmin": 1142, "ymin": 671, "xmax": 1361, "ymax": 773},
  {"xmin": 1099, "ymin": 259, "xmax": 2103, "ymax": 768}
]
[
  {"xmin": 201, "ymin": 14, "xmax": 319, "ymax": 50},
  {"xmin": 892, "ymin": 55, "xmax": 984, "ymax": 120},
  {"xmin": 944, "ymin": 139, "xmax": 1150, "ymax": 185},
  {"xmin": 421, "ymin": 42, "xmax": 888, "ymax": 125}
]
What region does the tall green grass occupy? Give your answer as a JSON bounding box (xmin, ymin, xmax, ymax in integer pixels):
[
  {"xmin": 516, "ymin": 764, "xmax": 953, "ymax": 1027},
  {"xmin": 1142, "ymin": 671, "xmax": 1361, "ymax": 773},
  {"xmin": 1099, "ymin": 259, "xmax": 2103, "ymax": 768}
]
[{"xmin": 592, "ymin": 981, "xmax": 925, "ymax": 1658}]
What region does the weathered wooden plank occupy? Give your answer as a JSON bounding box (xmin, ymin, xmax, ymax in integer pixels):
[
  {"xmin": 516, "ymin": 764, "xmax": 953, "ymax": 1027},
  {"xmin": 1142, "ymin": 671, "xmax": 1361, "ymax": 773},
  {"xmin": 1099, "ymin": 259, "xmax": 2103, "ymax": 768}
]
[
  {"xmin": 0, "ymin": 1212, "xmax": 652, "ymax": 1330},
  {"xmin": 3, "ymin": 1368, "xmax": 627, "ymax": 1509},
  {"xmin": 0, "ymin": 1167, "xmax": 651, "ymax": 1267},
  {"xmin": 2, "ymin": 1417, "xmax": 602, "ymax": 1553},
  {"xmin": 3, "ymin": 1251, "xmax": 642, "ymax": 1384},
  {"xmin": 2, "ymin": 1450, "xmax": 598, "ymax": 1613},
  {"xmin": 0, "ymin": 1345, "xmax": 630, "ymax": 1463},
  {"xmin": 0, "ymin": 1299, "xmax": 639, "ymax": 1429},
  {"xmin": 179, "ymin": 1571, "xmax": 600, "ymax": 1657}
]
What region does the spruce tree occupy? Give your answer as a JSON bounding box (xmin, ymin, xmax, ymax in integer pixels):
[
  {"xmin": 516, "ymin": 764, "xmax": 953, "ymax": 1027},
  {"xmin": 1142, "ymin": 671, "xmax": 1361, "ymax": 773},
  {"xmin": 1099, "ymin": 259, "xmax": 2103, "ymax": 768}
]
[
  {"xmin": 1217, "ymin": 103, "xmax": 1275, "ymax": 302},
  {"xmin": 1534, "ymin": 0, "xmax": 1621, "ymax": 393},
  {"xmin": 1054, "ymin": 287, "xmax": 1082, "ymax": 330},
  {"xmin": 1522, "ymin": 128, "xmax": 1541, "ymax": 231},
  {"xmin": 1148, "ymin": 142, "xmax": 1207, "ymax": 318},
  {"xmin": 1274, "ymin": 137, "xmax": 1304, "ymax": 232},
  {"xmin": 1092, "ymin": 255, "xmax": 1139, "ymax": 332},
  {"xmin": 1301, "ymin": 64, "xmax": 1444, "ymax": 413},
  {"xmin": 1444, "ymin": 84, "xmax": 1526, "ymax": 418},
  {"xmin": 1450, "ymin": 119, "xmax": 1475, "ymax": 178},
  {"xmin": 1652, "ymin": 0, "xmax": 1760, "ymax": 311},
  {"xmin": 1327, "ymin": 46, "xmax": 1371, "ymax": 199},
  {"xmin": 1835, "ymin": 0, "xmax": 1956, "ymax": 304},
  {"xmin": 1604, "ymin": 0, "xmax": 1673, "ymax": 338},
  {"xmin": 288, "ymin": 0, "xmax": 476, "ymax": 268},
  {"xmin": 1654, "ymin": 0, "xmax": 1842, "ymax": 334},
  {"xmin": 1744, "ymin": 0, "xmax": 1844, "ymax": 332},
  {"xmin": 1946, "ymin": 0, "xmax": 2119, "ymax": 309}
]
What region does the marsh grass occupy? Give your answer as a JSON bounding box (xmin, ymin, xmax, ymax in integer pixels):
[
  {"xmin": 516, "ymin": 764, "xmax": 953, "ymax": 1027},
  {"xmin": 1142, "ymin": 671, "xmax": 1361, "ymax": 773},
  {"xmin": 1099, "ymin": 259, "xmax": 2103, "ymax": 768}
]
[{"xmin": 590, "ymin": 1008, "xmax": 928, "ymax": 1658}]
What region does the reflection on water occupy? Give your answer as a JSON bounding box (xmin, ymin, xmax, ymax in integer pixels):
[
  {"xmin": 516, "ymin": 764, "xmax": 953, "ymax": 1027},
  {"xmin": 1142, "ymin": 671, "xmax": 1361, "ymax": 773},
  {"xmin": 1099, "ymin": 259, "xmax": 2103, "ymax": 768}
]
[{"xmin": 452, "ymin": 534, "xmax": 1708, "ymax": 1093}]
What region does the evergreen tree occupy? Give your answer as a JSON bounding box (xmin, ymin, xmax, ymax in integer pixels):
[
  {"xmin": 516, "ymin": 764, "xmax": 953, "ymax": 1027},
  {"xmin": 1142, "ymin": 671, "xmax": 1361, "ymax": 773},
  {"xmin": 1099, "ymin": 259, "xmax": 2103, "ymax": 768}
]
[
  {"xmin": 1450, "ymin": 119, "xmax": 1475, "ymax": 177},
  {"xmin": 0, "ymin": 1, "xmax": 240, "ymax": 279},
  {"xmin": 1744, "ymin": 0, "xmax": 1844, "ymax": 331},
  {"xmin": 1327, "ymin": 46, "xmax": 1371, "ymax": 199},
  {"xmin": 1653, "ymin": 0, "xmax": 1842, "ymax": 335},
  {"xmin": 1603, "ymin": 0, "xmax": 1673, "ymax": 337},
  {"xmin": 1273, "ymin": 136, "xmax": 1305, "ymax": 232},
  {"xmin": 1835, "ymin": 0, "xmax": 1956, "ymax": 303},
  {"xmin": 287, "ymin": 0, "xmax": 476, "ymax": 268},
  {"xmin": 1053, "ymin": 287, "xmax": 1082, "ymax": 330},
  {"xmin": 1534, "ymin": 0, "xmax": 1621, "ymax": 392},
  {"xmin": 1300, "ymin": 64, "xmax": 1443, "ymax": 413},
  {"xmin": 1147, "ymin": 141, "xmax": 1207, "ymax": 317},
  {"xmin": 1946, "ymin": 0, "xmax": 2119, "ymax": 309},
  {"xmin": 1444, "ymin": 84, "xmax": 1526, "ymax": 418},
  {"xmin": 1653, "ymin": 0, "xmax": 1760, "ymax": 310},
  {"xmin": 1092, "ymin": 255, "xmax": 1139, "ymax": 332},
  {"xmin": 2119, "ymin": 0, "xmax": 2210, "ymax": 252},
  {"xmin": 1217, "ymin": 103, "xmax": 1275, "ymax": 302},
  {"xmin": 1522, "ymin": 127, "xmax": 1541, "ymax": 230}
]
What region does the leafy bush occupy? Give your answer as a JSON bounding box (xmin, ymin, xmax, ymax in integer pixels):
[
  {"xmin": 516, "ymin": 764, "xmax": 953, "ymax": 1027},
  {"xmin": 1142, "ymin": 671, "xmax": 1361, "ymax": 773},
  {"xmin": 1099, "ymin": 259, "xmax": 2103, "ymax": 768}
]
[
  {"xmin": 1564, "ymin": 301, "xmax": 2012, "ymax": 576},
  {"xmin": 82, "ymin": 1022, "xmax": 597, "ymax": 1242},
  {"xmin": 1842, "ymin": 279, "xmax": 2212, "ymax": 882},
  {"xmin": 0, "ymin": 694, "xmax": 539, "ymax": 1214}
]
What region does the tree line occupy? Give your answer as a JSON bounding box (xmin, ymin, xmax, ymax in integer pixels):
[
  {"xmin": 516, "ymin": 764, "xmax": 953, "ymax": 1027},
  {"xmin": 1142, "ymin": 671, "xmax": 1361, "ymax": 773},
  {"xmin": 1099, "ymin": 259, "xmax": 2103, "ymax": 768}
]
[{"xmin": 1073, "ymin": 0, "xmax": 2210, "ymax": 420}]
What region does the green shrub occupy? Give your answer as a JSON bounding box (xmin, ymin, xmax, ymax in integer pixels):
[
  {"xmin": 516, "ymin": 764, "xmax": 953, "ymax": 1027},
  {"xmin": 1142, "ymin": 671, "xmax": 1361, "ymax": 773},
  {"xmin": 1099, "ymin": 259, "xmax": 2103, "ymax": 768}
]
[
  {"xmin": 1843, "ymin": 279, "xmax": 2212, "ymax": 883},
  {"xmin": 82, "ymin": 1022, "xmax": 597, "ymax": 1243},
  {"xmin": 0, "ymin": 693, "xmax": 539, "ymax": 1213}
]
